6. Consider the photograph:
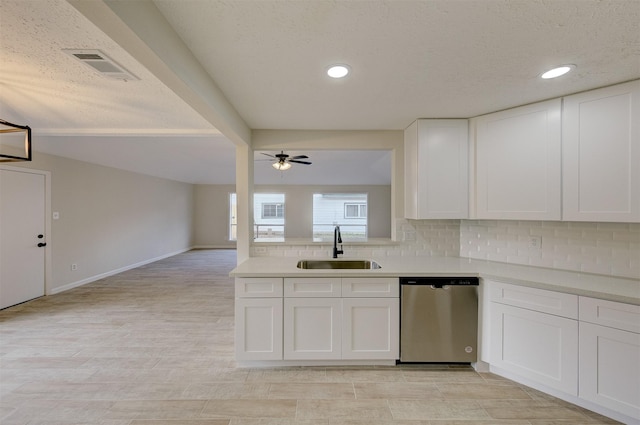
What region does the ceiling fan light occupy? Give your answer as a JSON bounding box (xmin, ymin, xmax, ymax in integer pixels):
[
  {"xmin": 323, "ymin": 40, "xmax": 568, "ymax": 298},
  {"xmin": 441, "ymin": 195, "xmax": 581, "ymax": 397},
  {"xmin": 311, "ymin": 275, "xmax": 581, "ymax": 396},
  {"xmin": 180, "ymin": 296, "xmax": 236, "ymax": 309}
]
[{"xmin": 272, "ymin": 161, "xmax": 292, "ymax": 171}]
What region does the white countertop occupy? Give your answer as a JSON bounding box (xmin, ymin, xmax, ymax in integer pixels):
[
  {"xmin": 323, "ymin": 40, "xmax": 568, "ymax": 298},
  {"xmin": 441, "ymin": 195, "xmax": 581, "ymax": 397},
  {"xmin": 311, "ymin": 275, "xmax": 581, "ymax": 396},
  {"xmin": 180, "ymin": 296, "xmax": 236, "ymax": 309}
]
[{"xmin": 230, "ymin": 256, "xmax": 640, "ymax": 305}]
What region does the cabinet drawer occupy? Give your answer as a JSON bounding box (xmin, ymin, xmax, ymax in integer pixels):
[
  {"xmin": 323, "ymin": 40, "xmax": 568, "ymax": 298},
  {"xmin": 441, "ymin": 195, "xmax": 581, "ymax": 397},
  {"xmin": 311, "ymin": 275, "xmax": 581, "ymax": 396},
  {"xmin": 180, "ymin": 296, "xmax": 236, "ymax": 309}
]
[
  {"xmin": 284, "ymin": 277, "xmax": 342, "ymax": 297},
  {"xmin": 579, "ymin": 297, "xmax": 640, "ymax": 333},
  {"xmin": 235, "ymin": 277, "xmax": 283, "ymax": 298},
  {"xmin": 489, "ymin": 281, "xmax": 578, "ymax": 319},
  {"xmin": 342, "ymin": 277, "xmax": 399, "ymax": 297}
]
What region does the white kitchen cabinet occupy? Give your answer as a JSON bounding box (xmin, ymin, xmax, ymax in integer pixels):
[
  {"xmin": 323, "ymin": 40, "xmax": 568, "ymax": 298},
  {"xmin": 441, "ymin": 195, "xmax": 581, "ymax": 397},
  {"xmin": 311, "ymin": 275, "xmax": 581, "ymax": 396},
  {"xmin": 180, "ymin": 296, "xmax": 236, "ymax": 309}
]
[
  {"xmin": 237, "ymin": 276, "xmax": 399, "ymax": 363},
  {"xmin": 473, "ymin": 99, "xmax": 562, "ymax": 220},
  {"xmin": 235, "ymin": 277, "xmax": 283, "ymax": 297},
  {"xmin": 235, "ymin": 278, "xmax": 284, "ymax": 361},
  {"xmin": 562, "ymin": 80, "xmax": 640, "ymax": 222},
  {"xmin": 235, "ymin": 296, "xmax": 283, "ymax": 361},
  {"xmin": 284, "ymin": 277, "xmax": 399, "ymax": 361},
  {"xmin": 579, "ymin": 322, "xmax": 640, "ymax": 420},
  {"xmin": 579, "ymin": 297, "xmax": 640, "ymax": 420},
  {"xmin": 283, "ymin": 297, "xmax": 342, "ymax": 360},
  {"xmin": 342, "ymin": 297, "xmax": 399, "ymax": 359},
  {"xmin": 341, "ymin": 277, "xmax": 399, "ymax": 297},
  {"xmin": 404, "ymin": 119, "xmax": 469, "ymax": 219},
  {"xmin": 284, "ymin": 277, "xmax": 341, "ymax": 298},
  {"xmin": 490, "ymin": 282, "xmax": 578, "ymax": 395},
  {"xmin": 489, "ymin": 281, "xmax": 578, "ymax": 318}
]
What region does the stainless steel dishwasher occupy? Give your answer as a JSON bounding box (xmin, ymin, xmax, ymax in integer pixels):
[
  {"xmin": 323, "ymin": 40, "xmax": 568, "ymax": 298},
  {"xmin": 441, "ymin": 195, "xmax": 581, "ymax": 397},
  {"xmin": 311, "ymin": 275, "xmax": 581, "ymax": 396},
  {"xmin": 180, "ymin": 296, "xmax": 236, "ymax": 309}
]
[{"xmin": 400, "ymin": 277, "xmax": 479, "ymax": 363}]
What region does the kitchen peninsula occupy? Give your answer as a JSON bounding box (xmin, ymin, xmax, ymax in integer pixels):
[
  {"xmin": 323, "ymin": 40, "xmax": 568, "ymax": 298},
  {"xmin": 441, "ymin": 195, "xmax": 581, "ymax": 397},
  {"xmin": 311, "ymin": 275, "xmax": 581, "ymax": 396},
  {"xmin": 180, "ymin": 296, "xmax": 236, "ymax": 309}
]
[{"xmin": 231, "ymin": 255, "xmax": 640, "ymax": 424}]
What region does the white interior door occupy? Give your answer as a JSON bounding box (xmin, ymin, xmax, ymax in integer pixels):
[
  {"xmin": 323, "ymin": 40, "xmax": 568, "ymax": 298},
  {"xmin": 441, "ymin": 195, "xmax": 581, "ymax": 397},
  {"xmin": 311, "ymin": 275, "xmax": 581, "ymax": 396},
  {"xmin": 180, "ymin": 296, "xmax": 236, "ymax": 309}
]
[{"xmin": 0, "ymin": 168, "xmax": 46, "ymax": 309}]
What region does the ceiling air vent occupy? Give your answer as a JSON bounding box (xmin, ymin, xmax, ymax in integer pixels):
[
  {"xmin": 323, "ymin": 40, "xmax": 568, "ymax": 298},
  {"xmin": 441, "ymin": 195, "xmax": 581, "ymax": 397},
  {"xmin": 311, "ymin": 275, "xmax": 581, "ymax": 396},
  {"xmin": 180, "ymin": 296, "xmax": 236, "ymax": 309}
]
[{"xmin": 63, "ymin": 49, "xmax": 139, "ymax": 81}]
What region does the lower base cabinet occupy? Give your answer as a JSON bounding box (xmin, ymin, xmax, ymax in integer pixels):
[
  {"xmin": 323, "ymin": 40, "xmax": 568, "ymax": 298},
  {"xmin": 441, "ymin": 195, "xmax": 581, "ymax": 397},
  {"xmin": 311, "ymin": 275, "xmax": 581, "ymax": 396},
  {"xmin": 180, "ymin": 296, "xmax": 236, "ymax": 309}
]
[
  {"xmin": 579, "ymin": 297, "xmax": 640, "ymax": 421},
  {"xmin": 490, "ymin": 302, "xmax": 578, "ymax": 395},
  {"xmin": 283, "ymin": 297, "xmax": 399, "ymax": 360},
  {"xmin": 235, "ymin": 297, "xmax": 283, "ymax": 361},
  {"xmin": 488, "ymin": 281, "xmax": 640, "ymax": 424},
  {"xmin": 236, "ymin": 277, "xmax": 399, "ymax": 363},
  {"xmin": 284, "ymin": 298, "xmax": 342, "ymax": 360},
  {"xmin": 342, "ymin": 298, "xmax": 399, "ymax": 359},
  {"xmin": 579, "ymin": 322, "xmax": 640, "ymax": 420}
]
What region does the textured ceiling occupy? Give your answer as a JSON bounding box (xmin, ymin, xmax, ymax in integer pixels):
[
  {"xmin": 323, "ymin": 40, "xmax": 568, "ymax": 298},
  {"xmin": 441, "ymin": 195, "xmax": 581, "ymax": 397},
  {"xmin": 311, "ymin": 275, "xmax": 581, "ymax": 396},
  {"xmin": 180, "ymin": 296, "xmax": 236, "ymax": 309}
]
[
  {"xmin": 1, "ymin": 0, "xmax": 639, "ymax": 184},
  {"xmin": 0, "ymin": 0, "xmax": 216, "ymax": 133},
  {"xmin": 154, "ymin": 0, "xmax": 640, "ymax": 129}
]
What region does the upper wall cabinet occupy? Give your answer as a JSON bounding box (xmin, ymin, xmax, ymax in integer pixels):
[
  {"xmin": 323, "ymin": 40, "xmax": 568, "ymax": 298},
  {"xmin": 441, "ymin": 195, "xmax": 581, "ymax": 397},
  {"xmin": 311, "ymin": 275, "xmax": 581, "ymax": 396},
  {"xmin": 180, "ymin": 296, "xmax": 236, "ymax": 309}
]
[
  {"xmin": 473, "ymin": 99, "xmax": 562, "ymax": 220},
  {"xmin": 404, "ymin": 119, "xmax": 469, "ymax": 219},
  {"xmin": 562, "ymin": 80, "xmax": 640, "ymax": 223}
]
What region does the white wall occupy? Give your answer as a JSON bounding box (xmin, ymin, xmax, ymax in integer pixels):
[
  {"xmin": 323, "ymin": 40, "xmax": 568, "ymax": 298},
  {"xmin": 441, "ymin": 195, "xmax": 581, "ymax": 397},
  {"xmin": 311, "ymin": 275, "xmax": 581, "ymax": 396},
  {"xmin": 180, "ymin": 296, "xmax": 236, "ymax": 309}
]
[
  {"xmin": 9, "ymin": 152, "xmax": 195, "ymax": 293},
  {"xmin": 193, "ymin": 184, "xmax": 236, "ymax": 248}
]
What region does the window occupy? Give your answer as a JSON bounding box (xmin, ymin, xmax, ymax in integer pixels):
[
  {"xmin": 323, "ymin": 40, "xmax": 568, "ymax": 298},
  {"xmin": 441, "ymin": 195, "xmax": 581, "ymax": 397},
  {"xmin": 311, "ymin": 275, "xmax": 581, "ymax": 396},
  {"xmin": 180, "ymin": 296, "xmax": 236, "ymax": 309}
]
[
  {"xmin": 345, "ymin": 203, "xmax": 367, "ymax": 218},
  {"xmin": 313, "ymin": 193, "xmax": 367, "ymax": 241},
  {"xmin": 229, "ymin": 193, "xmax": 286, "ymax": 241},
  {"xmin": 254, "ymin": 193, "xmax": 285, "ymax": 241},
  {"xmin": 262, "ymin": 203, "xmax": 284, "ymax": 218}
]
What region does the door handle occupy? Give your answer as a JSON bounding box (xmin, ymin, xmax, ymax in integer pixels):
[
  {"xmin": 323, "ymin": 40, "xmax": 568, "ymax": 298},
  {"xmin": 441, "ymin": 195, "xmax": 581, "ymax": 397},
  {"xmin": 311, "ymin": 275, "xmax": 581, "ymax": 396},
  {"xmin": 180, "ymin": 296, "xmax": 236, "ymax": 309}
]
[{"xmin": 37, "ymin": 242, "xmax": 47, "ymax": 248}]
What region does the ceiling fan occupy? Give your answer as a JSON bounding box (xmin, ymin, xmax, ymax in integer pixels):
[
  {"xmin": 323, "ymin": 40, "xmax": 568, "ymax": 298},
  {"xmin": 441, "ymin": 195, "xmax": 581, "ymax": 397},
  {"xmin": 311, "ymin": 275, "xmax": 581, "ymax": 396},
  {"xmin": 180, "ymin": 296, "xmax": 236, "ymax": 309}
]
[{"xmin": 260, "ymin": 151, "xmax": 312, "ymax": 171}]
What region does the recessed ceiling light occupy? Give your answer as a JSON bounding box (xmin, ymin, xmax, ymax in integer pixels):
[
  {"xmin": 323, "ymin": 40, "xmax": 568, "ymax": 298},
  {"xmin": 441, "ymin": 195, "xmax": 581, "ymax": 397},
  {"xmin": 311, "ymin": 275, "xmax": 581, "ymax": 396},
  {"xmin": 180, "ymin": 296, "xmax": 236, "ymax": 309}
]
[
  {"xmin": 541, "ymin": 65, "xmax": 576, "ymax": 79},
  {"xmin": 327, "ymin": 64, "xmax": 350, "ymax": 79}
]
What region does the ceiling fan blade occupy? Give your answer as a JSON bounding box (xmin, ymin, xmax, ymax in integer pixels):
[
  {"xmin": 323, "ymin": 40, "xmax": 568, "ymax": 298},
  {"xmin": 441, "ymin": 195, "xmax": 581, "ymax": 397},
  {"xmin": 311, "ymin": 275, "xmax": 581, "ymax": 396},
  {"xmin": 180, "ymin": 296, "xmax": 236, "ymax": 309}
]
[
  {"xmin": 260, "ymin": 152, "xmax": 276, "ymax": 158},
  {"xmin": 289, "ymin": 160, "xmax": 312, "ymax": 165},
  {"xmin": 290, "ymin": 155, "xmax": 309, "ymax": 159}
]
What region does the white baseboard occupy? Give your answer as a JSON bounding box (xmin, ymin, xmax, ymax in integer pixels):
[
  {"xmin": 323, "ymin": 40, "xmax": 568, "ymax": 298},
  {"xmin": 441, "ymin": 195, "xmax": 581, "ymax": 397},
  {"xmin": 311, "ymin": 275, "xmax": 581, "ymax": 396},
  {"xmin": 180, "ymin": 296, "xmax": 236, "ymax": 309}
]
[
  {"xmin": 49, "ymin": 248, "xmax": 192, "ymax": 295},
  {"xmin": 192, "ymin": 245, "xmax": 237, "ymax": 249}
]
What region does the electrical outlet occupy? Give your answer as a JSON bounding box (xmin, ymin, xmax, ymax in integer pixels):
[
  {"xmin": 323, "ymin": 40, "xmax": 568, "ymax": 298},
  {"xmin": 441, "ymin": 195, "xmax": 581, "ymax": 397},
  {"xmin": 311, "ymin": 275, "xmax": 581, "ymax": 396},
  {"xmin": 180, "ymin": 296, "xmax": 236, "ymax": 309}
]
[
  {"xmin": 71, "ymin": 263, "xmax": 78, "ymax": 271},
  {"xmin": 254, "ymin": 246, "xmax": 267, "ymax": 254},
  {"xmin": 528, "ymin": 236, "xmax": 542, "ymax": 250}
]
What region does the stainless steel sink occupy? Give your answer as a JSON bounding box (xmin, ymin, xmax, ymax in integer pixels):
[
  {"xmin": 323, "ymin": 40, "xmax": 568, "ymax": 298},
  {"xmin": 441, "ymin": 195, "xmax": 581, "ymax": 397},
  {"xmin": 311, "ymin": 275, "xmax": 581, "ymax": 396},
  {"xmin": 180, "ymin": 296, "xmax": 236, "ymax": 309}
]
[{"xmin": 296, "ymin": 259, "xmax": 382, "ymax": 270}]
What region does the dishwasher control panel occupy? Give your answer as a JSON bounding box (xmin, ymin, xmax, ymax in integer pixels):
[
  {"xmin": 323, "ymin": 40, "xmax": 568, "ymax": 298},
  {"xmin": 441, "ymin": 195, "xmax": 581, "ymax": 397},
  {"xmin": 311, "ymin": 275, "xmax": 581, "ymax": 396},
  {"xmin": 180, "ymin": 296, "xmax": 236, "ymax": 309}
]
[{"xmin": 400, "ymin": 277, "xmax": 479, "ymax": 286}]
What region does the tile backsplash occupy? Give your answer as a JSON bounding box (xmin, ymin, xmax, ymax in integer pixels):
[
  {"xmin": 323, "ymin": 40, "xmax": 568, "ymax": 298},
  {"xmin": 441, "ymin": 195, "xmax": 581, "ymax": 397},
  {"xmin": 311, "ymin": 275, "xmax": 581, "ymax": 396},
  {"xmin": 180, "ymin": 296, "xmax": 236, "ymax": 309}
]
[
  {"xmin": 251, "ymin": 219, "xmax": 639, "ymax": 279},
  {"xmin": 250, "ymin": 219, "xmax": 461, "ymax": 259},
  {"xmin": 460, "ymin": 220, "xmax": 639, "ymax": 279}
]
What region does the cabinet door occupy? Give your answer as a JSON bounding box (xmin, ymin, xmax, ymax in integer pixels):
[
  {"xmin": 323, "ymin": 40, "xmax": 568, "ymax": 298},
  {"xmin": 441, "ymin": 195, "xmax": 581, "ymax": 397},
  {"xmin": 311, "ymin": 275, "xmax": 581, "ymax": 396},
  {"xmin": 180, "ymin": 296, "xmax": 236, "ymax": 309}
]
[
  {"xmin": 491, "ymin": 302, "xmax": 578, "ymax": 395},
  {"xmin": 235, "ymin": 298, "xmax": 283, "ymax": 361},
  {"xmin": 579, "ymin": 322, "xmax": 640, "ymax": 419},
  {"xmin": 283, "ymin": 298, "xmax": 341, "ymax": 360},
  {"xmin": 342, "ymin": 298, "xmax": 399, "ymax": 360},
  {"xmin": 563, "ymin": 80, "xmax": 640, "ymax": 222},
  {"xmin": 474, "ymin": 99, "xmax": 561, "ymax": 220},
  {"xmin": 404, "ymin": 119, "xmax": 469, "ymax": 219}
]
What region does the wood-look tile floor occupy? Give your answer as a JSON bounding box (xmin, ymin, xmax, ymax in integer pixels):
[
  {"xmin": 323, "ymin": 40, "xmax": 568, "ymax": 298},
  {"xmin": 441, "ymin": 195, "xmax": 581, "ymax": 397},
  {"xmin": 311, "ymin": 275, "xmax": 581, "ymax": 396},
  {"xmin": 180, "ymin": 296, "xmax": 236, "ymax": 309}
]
[{"xmin": 0, "ymin": 250, "xmax": 621, "ymax": 424}]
